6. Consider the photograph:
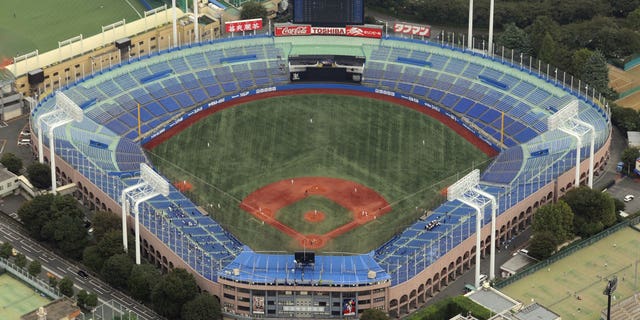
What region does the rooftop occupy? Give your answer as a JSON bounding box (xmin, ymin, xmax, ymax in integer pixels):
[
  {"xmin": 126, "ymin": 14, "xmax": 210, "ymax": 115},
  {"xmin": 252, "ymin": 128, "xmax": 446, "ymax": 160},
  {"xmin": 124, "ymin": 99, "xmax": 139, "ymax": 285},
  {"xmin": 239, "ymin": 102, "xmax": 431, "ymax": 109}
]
[
  {"xmin": 500, "ymin": 253, "xmax": 538, "ymax": 274},
  {"xmin": 21, "ymin": 297, "xmax": 81, "ymax": 320},
  {"xmin": 491, "ymin": 303, "xmax": 561, "ymax": 320},
  {"xmin": 467, "ymin": 286, "xmax": 519, "ymax": 314}
]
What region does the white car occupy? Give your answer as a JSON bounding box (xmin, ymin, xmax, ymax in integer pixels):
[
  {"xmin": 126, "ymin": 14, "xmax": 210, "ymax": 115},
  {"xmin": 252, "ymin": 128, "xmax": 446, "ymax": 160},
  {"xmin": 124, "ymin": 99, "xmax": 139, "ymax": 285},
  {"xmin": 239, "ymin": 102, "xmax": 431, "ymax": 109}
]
[{"xmin": 624, "ymin": 194, "xmax": 634, "ymax": 202}]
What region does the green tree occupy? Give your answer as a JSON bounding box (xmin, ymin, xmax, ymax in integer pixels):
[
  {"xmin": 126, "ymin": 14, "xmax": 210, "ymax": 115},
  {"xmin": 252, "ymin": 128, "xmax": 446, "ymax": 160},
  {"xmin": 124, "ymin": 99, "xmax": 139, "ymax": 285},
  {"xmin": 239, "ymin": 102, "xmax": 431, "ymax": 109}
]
[
  {"xmin": 528, "ymin": 231, "xmax": 558, "ymax": 259},
  {"xmin": 532, "ymin": 201, "xmax": 574, "ymax": 243},
  {"xmin": 181, "ymin": 293, "xmax": 222, "ymax": 320},
  {"xmin": 97, "ymin": 230, "xmax": 125, "ymax": 258},
  {"xmin": 101, "ymin": 254, "xmax": 134, "ymax": 289},
  {"xmin": 571, "ymin": 48, "xmax": 593, "ymax": 80},
  {"xmin": 610, "ymin": 0, "xmax": 640, "ymax": 17},
  {"xmin": 92, "ymin": 211, "xmax": 122, "ymax": 241},
  {"xmin": 59, "ymin": 276, "xmax": 74, "ymax": 297},
  {"xmin": 611, "ymin": 105, "xmax": 640, "ymax": 133},
  {"xmin": 629, "ymin": 7, "xmax": 640, "ymax": 30},
  {"xmin": 14, "ymin": 253, "xmax": 27, "ymax": 268},
  {"xmin": 82, "ymin": 246, "xmax": 105, "ymax": 273},
  {"xmin": 0, "ymin": 242, "xmax": 13, "ymax": 258},
  {"xmin": 152, "ymin": 268, "xmax": 198, "ymax": 319},
  {"xmin": 360, "ymin": 308, "xmax": 390, "ymax": 320},
  {"xmin": 26, "ymin": 162, "xmax": 51, "ymax": 189},
  {"xmin": 28, "ymin": 260, "xmax": 42, "ymax": 277},
  {"xmin": 580, "ymin": 50, "xmax": 609, "ymax": 93},
  {"xmin": 0, "ymin": 153, "xmax": 22, "ymax": 175},
  {"xmin": 85, "ymin": 292, "xmax": 98, "ymax": 309},
  {"xmin": 526, "ymin": 16, "xmax": 559, "ymax": 57},
  {"xmin": 18, "ymin": 194, "xmax": 55, "ymax": 240},
  {"xmin": 496, "ymin": 23, "xmax": 532, "ymax": 55},
  {"xmin": 49, "ymin": 214, "xmax": 88, "ymax": 259},
  {"xmin": 563, "ymin": 186, "xmax": 617, "ymax": 237},
  {"xmin": 240, "ymin": 1, "xmax": 267, "ymax": 21},
  {"xmin": 128, "ymin": 263, "xmax": 161, "ymax": 302},
  {"xmin": 621, "ymin": 147, "xmax": 640, "ymax": 174},
  {"xmin": 76, "ymin": 290, "xmax": 88, "ymax": 309},
  {"xmin": 539, "ymin": 32, "xmax": 557, "ymax": 64}
]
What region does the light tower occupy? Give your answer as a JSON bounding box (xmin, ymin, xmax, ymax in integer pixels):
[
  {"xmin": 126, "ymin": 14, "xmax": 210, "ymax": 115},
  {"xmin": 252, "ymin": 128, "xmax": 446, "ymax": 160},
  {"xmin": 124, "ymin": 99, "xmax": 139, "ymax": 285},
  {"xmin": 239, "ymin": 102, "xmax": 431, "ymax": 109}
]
[
  {"xmin": 447, "ymin": 169, "xmax": 497, "ymax": 287},
  {"xmin": 36, "ymin": 91, "xmax": 83, "ymax": 194},
  {"xmin": 547, "ymin": 100, "xmax": 596, "ymax": 188},
  {"xmin": 121, "ymin": 163, "xmax": 170, "ymax": 264}
]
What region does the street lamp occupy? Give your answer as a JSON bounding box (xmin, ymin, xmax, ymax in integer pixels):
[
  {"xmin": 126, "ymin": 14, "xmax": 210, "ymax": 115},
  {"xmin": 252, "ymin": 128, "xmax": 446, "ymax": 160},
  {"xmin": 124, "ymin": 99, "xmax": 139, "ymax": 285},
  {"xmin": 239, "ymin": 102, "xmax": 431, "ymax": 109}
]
[{"xmin": 603, "ymin": 276, "xmax": 617, "ymax": 320}]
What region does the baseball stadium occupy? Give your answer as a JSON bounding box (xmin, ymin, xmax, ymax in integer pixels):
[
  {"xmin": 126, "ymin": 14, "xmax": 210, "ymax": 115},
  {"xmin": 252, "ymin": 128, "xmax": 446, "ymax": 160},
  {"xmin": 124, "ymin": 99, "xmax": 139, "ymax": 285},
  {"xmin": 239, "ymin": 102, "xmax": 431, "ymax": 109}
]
[{"xmin": 15, "ymin": 6, "xmax": 611, "ymax": 319}]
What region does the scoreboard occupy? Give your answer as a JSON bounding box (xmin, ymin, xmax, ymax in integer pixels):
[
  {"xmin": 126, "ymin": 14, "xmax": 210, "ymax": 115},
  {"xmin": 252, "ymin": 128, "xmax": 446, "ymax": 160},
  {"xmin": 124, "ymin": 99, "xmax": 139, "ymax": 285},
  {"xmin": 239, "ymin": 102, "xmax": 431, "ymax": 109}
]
[{"xmin": 292, "ymin": 0, "xmax": 364, "ymax": 26}]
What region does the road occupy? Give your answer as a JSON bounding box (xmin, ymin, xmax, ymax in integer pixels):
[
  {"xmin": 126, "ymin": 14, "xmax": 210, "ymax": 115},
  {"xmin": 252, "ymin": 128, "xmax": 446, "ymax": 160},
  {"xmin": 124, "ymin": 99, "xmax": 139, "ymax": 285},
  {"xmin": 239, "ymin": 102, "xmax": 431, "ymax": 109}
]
[{"xmin": 0, "ymin": 213, "xmax": 160, "ymax": 320}]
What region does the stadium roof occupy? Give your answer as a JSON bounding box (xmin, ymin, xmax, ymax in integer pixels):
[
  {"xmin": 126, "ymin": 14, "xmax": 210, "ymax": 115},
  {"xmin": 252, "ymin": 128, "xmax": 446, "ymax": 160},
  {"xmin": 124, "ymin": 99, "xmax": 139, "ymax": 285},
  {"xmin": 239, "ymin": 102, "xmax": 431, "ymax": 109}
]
[{"xmin": 219, "ymin": 247, "xmax": 391, "ymax": 286}]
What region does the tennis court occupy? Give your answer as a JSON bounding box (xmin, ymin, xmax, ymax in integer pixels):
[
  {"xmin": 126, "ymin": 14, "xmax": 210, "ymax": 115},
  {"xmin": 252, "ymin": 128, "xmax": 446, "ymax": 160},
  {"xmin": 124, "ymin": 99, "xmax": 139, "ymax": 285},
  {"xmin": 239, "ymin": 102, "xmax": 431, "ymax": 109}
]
[
  {"xmin": 0, "ymin": 273, "xmax": 51, "ymax": 320},
  {"xmin": 501, "ymin": 227, "xmax": 640, "ymax": 320}
]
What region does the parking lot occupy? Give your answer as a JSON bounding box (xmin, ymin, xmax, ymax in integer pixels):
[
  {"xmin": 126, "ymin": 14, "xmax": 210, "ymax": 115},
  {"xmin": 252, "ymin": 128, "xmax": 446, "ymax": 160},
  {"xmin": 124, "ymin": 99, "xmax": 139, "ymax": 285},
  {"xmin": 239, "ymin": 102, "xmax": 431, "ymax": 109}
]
[{"xmin": 605, "ymin": 176, "xmax": 640, "ymax": 213}]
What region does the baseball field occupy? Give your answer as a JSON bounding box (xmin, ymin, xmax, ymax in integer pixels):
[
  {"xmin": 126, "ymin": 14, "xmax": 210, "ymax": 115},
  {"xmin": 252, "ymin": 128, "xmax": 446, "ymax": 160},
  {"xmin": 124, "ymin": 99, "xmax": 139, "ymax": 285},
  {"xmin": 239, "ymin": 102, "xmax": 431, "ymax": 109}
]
[
  {"xmin": 0, "ymin": 0, "xmax": 146, "ymax": 59},
  {"xmin": 146, "ymin": 94, "xmax": 491, "ymax": 253}
]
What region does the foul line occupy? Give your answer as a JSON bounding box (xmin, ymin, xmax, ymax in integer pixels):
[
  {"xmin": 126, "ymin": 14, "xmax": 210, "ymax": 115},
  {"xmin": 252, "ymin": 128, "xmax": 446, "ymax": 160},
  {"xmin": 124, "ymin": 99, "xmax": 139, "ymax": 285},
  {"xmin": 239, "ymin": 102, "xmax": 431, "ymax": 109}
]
[{"xmin": 123, "ymin": 0, "xmax": 143, "ymax": 18}]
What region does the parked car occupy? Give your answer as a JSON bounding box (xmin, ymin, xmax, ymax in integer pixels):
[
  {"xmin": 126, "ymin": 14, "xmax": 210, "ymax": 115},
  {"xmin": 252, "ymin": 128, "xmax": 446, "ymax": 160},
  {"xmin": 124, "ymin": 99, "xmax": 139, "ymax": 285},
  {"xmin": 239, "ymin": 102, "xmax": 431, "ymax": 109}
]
[
  {"xmin": 77, "ymin": 270, "xmax": 89, "ymax": 278},
  {"xmin": 624, "ymin": 194, "xmax": 634, "ymax": 202}
]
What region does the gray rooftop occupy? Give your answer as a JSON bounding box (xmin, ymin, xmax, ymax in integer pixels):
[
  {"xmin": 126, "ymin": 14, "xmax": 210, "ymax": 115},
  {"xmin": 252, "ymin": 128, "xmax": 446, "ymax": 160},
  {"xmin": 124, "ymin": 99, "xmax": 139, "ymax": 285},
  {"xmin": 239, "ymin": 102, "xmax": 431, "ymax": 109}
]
[
  {"xmin": 501, "ymin": 253, "xmax": 538, "ymax": 274},
  {"xmin": 491, "ymin": 303, "xmax": 560, "ymax": 320},
  {"xmin": 0, "ymin": 165, "xmax": 17, "ymax": 182},
  {"xmin": 468, "ymin": 287, "xmax": 519, "ymax": 314},
  {"xmin": 628, "ymin": 131, "xmax": 640, "ymax": 147}
]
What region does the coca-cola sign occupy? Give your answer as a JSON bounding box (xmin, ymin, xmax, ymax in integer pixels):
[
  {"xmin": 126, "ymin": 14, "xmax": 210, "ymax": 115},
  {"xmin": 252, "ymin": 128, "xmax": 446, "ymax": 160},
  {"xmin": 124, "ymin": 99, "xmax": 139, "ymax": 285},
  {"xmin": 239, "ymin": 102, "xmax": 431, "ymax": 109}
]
[
  {"xmin": 274, "ymin": 25, "xmax": 312, "ymax": 36},
  {"xmin": 274, "ymin": 25, "xmax": 382, "ymax": 39},
  {"xmin": 393, "ymin": 22, "xmax": 431, "ymax": 37}
]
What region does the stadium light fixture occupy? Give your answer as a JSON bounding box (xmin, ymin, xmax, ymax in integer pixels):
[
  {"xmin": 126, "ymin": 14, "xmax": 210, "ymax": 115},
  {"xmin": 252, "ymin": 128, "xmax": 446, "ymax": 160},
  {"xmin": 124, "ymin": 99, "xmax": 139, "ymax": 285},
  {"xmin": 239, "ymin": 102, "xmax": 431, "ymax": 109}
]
[
  {"xmin": 36, "ymin": 91, "xmax": 83, "ymax": 195},
  {"xmin": 121, "ymin": 163, "xmax": 170, "ymax": 264},
  {"xmin": 448, "ymin": 169, "xmax": 497, "ymax": 286},
  {"xmin": 548, "ymin": 100, "xmax": 595, "ymax": 188},
  {"xmin": 467, "ymin": 0, "xmax": 474, "ymax": 49}
]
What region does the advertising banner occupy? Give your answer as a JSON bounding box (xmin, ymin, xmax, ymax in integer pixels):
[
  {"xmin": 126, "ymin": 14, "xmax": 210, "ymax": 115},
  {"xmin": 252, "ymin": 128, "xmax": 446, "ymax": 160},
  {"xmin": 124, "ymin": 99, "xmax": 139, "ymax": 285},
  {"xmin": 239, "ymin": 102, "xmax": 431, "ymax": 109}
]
[
  {"xmin": 253, "ymin": 296, "xmax": 265, "ymax": 314},
  {"xmin": 342, "ymin": 298, "xmax": 356, "ymax": 316},
  {"xmin": 225, "ymin": 18, "xmax": 263, "ymax": 33},
  {"xmin": 393, "ymin": 22, "xmax": 431, "ymax": 37},
  {"xmin": 274, "ymin": 25, "xmax": 381, "ymax": 39}
]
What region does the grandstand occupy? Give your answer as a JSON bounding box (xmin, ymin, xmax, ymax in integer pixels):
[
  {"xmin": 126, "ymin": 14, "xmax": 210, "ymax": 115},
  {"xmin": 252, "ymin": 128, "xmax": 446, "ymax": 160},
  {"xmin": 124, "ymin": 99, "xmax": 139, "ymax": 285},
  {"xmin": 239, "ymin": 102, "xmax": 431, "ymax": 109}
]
[{"xmin": 29, "ymin": 32, "xmax": 610, "ymax": 318}]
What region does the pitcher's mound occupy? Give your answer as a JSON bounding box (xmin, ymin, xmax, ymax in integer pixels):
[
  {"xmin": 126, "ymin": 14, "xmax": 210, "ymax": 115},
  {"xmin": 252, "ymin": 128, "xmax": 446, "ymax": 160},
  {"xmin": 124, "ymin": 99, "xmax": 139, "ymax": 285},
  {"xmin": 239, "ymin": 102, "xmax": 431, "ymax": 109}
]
[{"xmin": 304, "ymin": 210, "xmax": 326, "ymax": 223}]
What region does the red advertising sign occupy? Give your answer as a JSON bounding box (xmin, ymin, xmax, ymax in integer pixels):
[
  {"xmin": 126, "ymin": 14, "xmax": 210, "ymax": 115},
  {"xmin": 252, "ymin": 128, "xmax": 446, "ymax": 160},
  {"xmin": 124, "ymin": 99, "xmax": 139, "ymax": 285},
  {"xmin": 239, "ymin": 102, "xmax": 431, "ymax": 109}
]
[
  {"xmin": 225, "ymin": 18, "xmax": 263, "ymax": 33},
  {"xmin": 393, "ymin": 22, "xmax": 431, "ymax": 37},
  {"xmin": 274, "ymin": 25, "xmax": 382, "ymax": 39}
]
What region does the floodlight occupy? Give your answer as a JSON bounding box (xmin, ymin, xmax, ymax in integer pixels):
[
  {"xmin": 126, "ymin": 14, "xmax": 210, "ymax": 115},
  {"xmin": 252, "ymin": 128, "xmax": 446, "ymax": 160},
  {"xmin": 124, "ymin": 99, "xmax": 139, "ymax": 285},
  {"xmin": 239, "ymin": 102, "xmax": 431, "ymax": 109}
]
[
  {"xmin": 447, "ymin": 169, "xmax": 480, "ymax": 201},
  {"xmin": 547, "ymin": 99, "xmax": 578, "ymax": 131},
  {"xmin": 141, "ymin": 163, "xmax": 170, "ymax": 197}
]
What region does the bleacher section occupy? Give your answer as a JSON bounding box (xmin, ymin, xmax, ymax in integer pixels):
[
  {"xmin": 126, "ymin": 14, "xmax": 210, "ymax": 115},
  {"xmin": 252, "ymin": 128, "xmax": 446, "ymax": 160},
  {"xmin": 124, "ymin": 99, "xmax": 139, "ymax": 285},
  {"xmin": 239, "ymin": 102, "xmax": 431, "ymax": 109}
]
[{"xmin": 32, "ymin": 35, "xmax": 609, "ymax": 287}]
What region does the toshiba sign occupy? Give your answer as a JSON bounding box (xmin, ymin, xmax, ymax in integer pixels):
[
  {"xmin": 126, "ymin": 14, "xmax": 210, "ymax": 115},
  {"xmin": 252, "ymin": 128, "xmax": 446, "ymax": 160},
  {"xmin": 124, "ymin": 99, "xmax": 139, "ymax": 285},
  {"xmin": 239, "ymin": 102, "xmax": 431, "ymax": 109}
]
[{"xmin": 274, "ymin": 25, "xmax": 382, "ymax": 39}]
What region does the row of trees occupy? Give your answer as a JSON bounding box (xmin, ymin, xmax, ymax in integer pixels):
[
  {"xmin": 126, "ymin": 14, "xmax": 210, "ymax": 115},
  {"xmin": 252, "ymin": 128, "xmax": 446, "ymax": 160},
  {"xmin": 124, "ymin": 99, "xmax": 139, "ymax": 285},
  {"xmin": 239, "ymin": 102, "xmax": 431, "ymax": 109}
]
[
  {"xmin": 528, "ymin": 186, "xmax": 620, "ymax": 259},
  {"xmin": 15, "ymin": 193, "xmax": 222, "ymax": 319}
]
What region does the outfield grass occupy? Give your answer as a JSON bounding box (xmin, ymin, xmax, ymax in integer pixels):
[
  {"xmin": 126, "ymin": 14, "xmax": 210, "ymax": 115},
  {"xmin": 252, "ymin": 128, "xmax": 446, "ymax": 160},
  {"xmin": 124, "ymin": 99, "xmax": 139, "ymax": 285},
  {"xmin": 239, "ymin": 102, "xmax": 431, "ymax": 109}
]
[
  {"xmin": 0, "ymin": 273, "xmax": 50, "ymax": 320},
  {"xmin": 0, "ymin": 0, "xmax": 146, "ymax": 59},
  {"xmin": 147, "ymin": 94, "xmax": 490, "ymax": 252},
  {"xmin": 501, "ymin": 227, "xmax": 640, "ymax": 320}
]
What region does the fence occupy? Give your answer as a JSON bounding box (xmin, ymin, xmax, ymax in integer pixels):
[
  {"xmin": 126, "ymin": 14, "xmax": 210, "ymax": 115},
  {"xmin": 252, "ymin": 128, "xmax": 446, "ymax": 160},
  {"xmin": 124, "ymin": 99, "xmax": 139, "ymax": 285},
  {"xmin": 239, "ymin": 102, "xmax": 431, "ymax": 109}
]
[{"xmin": 495, "ymin": 215, "xmax": 640, "ymax": 288}]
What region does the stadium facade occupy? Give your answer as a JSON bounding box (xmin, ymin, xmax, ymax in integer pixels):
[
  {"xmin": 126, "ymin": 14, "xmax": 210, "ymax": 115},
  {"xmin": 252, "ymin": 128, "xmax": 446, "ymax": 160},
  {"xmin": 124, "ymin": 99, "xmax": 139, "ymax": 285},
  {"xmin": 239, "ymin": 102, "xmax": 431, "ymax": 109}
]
[{"xmin": 26, "ymin": 32, "xmax": 610, "ymax": 319}]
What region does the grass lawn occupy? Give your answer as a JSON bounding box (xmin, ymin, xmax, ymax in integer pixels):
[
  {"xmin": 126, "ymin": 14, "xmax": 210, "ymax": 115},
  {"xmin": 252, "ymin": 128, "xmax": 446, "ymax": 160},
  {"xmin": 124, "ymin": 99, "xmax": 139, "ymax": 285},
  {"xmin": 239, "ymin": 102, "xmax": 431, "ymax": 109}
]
[
  {"xmin": 501, "ymin": 227, "xmax": 640, "ymax": 320},
  {"xmin": 147, "ymin": 94, "xmax": 490, "ymax": 252},
  {"xmin": 0, "ymin": 274, "xmax": 50, "ymax": 320},
  {"xmin": 0, "ymin": 0, "xmax": 147, "ymax": 59}
]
